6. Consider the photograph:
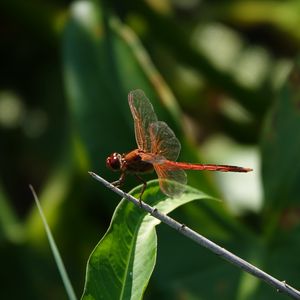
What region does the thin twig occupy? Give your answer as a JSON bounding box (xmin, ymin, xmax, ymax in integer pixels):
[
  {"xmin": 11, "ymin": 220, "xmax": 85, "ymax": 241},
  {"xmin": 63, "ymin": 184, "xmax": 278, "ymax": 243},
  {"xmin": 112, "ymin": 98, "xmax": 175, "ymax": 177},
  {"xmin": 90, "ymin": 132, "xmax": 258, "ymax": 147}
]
[{"xmin": 89, "ymin": 172, "xmax": 300, "ymax": 300}]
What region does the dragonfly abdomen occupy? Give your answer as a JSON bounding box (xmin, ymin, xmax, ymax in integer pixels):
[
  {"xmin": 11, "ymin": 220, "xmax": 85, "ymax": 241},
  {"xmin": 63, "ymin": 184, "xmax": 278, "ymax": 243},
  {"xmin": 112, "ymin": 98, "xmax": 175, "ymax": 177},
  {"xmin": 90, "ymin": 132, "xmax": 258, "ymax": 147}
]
[{"xmin": 164, "ymin": 161, "xmax": 252, "ymax": 173}]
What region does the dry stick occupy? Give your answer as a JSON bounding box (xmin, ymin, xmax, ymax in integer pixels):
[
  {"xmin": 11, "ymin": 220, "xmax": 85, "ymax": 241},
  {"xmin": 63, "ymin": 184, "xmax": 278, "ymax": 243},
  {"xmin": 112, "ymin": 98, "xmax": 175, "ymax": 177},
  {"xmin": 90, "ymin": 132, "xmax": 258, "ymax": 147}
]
[{"xmin": 89, "ymin": 172, "xmax": 300, "ymax": 300}]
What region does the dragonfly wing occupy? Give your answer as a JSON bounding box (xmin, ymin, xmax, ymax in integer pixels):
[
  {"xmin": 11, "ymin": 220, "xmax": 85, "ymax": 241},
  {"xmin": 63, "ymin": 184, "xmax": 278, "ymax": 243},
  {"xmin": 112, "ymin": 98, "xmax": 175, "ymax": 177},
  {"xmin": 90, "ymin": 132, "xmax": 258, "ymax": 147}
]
[
  {"xmin": 128, "ymin": 90, "xmax": 158, "ymax": 152},
  {"xmin": 139, "ymin": 152, "xmax": 165, "ymax": 164},
  {"xmin": 154, "ymin": 164, "xmax": 187, "ymax": 197},
  {"xmin": 149, "ymin": 121, "xmax": 181, "ymax": 161}
]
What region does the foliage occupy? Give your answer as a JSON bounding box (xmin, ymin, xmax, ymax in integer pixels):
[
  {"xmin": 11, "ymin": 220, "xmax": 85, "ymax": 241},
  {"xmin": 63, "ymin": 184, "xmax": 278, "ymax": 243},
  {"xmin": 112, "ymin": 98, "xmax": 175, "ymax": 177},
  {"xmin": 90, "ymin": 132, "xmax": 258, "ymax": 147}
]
[{"xmin": 1, "ymin": 0, "xmax": 300, "ymax": 299}]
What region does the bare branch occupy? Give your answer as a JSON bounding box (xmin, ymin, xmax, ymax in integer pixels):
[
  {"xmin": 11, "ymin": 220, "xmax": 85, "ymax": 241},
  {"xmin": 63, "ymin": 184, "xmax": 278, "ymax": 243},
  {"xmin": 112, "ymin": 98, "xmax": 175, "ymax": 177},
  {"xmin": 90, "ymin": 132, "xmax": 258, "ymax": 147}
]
[{"xmin": 89, "ymin": 172, "xmax": 300, "ymax": 300}]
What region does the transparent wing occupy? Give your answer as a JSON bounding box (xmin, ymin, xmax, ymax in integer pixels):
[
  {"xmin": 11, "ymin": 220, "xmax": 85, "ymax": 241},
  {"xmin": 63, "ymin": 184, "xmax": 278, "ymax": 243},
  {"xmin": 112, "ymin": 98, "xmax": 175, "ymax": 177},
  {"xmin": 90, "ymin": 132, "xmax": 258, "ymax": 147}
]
[
  {"xmin": 149, "ymin": 121, "xmax": 181, "ymax": 161},
  {"xmin": 128, "ymin": 90, "xmax": 158, "ymax": 152},
  {"xmin": 153, "ymin": 164, "xmax": 187, "ymax": 197},
  {"xmin": 139, "ymin": 152, "xmax": 165, "ymax": 164}
]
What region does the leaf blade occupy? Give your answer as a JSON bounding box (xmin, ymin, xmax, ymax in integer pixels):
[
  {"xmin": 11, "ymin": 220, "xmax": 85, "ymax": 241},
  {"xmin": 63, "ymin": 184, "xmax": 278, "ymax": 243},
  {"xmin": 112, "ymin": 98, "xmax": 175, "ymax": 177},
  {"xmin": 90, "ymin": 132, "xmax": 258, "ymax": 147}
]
[{"xmin": 82, "ymin": 180, "xmax": 213, "ymax": 300}]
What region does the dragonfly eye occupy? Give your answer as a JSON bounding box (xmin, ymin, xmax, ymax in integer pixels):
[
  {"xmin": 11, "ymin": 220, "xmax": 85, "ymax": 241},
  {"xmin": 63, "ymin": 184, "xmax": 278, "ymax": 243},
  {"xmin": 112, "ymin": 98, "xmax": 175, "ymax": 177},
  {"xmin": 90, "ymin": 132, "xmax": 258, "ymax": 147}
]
[{"xmin": 106, "ymin": 152, "xmax": 121, "ymax": 171}]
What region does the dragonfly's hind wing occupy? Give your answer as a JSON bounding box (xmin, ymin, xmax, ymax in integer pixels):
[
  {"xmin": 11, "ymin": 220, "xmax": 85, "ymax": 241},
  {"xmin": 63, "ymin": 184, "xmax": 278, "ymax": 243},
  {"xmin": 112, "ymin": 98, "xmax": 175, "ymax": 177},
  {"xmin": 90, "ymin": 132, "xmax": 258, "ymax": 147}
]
[
  {"xmin": 153, "ymin": 164, "xmax": 187, "ymax": 197},
  {"xmin": 139, "ymin": 151, "xmax": 187, "ymax": 197}
]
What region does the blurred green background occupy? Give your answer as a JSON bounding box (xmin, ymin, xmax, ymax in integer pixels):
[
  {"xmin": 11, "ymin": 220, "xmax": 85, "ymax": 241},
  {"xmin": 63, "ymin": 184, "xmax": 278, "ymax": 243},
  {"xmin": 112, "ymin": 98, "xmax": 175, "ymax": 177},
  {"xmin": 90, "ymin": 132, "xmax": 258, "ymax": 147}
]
[{"xmin": 1, "ymin": 0, "xmax": 300, "ymax": 299}]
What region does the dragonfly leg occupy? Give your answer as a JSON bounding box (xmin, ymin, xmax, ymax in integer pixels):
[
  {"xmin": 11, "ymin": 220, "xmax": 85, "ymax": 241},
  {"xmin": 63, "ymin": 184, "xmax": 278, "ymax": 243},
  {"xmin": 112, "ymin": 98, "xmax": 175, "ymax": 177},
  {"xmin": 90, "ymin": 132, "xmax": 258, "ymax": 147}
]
[
  {"xmin": 134, "ymin": 174, "xmax": 147, "ymax": 207},
  {"xmin": 111, "ymin": 172, "xmax": 126, "ymax": 187}
]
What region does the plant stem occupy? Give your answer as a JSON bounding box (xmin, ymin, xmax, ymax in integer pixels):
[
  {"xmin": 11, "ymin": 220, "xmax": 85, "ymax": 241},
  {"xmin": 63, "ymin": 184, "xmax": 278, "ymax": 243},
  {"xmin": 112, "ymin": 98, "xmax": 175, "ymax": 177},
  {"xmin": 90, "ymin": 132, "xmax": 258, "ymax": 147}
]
[{"xmin": 89, "ymin": 171, "xmax": 300, "ymax": 300}]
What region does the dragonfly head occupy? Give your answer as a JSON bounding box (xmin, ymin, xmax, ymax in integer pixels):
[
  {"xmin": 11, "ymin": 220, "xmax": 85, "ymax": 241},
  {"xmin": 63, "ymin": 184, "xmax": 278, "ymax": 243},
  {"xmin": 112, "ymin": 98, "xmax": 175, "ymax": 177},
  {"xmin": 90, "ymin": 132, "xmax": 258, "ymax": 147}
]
[{"xmin": 106, "ymin": 152, "xmax": 122, "ymax": 171}]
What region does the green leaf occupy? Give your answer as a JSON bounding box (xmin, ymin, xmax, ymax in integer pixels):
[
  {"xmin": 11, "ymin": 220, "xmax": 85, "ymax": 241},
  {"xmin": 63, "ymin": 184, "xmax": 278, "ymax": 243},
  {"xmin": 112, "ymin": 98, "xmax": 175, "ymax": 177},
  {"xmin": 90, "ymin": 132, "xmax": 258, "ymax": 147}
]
[
  {"xmin": 261, "ymin": 60, "xmax": 300, "ymax": 211},
  {"xmin": 82, "ymin": 180, "xmax": 213, "ymax": 300},
  {"xmin": 30, "ymin": 186, "xmax": 77, "ymax": 300}
]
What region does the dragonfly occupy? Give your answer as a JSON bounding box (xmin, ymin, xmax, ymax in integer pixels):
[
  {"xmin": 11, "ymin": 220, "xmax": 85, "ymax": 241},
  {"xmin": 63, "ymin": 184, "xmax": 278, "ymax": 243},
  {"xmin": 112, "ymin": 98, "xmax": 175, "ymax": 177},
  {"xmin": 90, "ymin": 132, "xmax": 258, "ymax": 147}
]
[{"xmin": 106, "ymin": 90, "xmax": 252, "ymax": 201}]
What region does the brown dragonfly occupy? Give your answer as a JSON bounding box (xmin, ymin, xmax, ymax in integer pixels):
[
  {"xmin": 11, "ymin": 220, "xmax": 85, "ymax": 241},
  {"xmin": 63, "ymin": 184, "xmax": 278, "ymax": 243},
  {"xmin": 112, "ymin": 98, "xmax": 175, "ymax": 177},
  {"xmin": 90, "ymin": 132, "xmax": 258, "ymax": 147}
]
[{"xmin": 106, "ymin": 90, "xmax": 252, "ymax": 201}]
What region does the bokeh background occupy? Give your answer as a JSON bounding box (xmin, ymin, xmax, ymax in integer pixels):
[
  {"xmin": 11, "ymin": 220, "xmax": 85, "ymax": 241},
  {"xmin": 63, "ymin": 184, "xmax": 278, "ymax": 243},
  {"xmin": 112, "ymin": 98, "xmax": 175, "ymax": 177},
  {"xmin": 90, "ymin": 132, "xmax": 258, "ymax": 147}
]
[{"xmin": 1, "ymin": 0, "xmax": 300, "ymax": 299}]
